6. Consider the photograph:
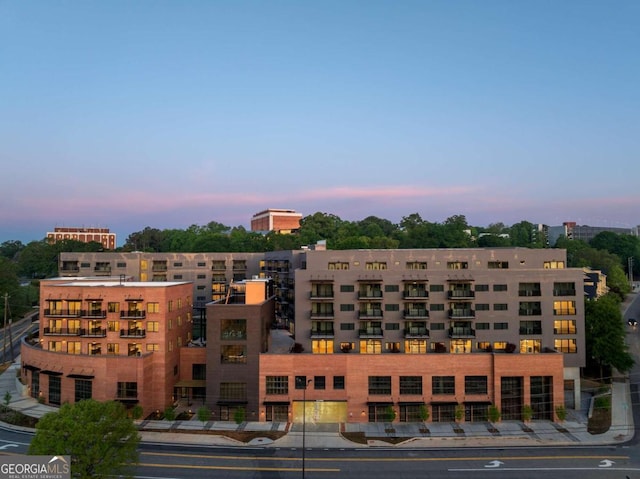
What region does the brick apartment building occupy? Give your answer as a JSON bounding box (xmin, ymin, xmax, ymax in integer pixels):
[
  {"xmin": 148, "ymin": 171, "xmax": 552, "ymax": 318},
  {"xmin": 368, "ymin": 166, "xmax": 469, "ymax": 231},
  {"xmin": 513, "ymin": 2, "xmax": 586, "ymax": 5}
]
[
  {"xmin": 21, "ymin": 278, "xmax": 194, "ymax": 416},
  {"xmin": 250, "ymin": 208, "xmax": 302, "ymax": 233},
  {"xmin": 47, "ymin": 227, "xmax": 117, "ymax": 250},
  {"xmin": 53, "ymin": 247, "xmax": 586, "ymax": 424}
]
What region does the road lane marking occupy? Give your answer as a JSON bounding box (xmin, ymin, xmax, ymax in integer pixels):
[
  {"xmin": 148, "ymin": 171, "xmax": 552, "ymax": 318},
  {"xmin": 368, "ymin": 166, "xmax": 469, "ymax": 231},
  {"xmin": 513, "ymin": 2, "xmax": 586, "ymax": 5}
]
[{"xmin": 138, "ymin": 462, "xmax": 339, "ymax": 473}]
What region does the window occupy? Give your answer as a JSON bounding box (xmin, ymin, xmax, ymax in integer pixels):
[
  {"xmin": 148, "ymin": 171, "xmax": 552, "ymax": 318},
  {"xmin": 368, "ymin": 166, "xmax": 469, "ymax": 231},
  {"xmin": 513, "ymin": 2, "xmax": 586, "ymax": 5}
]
[
  {"xmin": 519, "ymin": 301, "xmax": 542, "ymax": 316},
  {"xmin": 488, "ymin": 261, "xmax": 509, "ymax": 269},
  {"xmin": 476, "ymin": 322, "xmax": 490, "ymax": 330},
  {"xmin": 340, "ymin": 323, "xmax": 355, "ymax": 331},
  {"xmin": 519, "ymin": 320, "xmax": 542, "ymax": 335},
  {"xmin": 554, "ymin": 300, "xmax": 576, "ymax": 315},
  {"xmin": 366, "ymin": 262, "xmax": 387, "ymax": 270},
  {"xmin": 328, "ymin": 262, "xmax": 349, "ymax": 270},
  {"xmin": 554, "ymin": 339, "xmax": 577, "ymax": 353},
  {"xmin": 117, "ymin": 382, "xmax": 137, "ymax": 399},
  {"xmin": 174, "ymin": 262, "xmax": 183, "ymax": 267},
  {"xmin": 107, "ymin": 343, "xmax": 119, "ymax": 355},
  {"xmin": 168, "ymin": 300, "xmax": 174, "ymax": 312},
  {"xmin": 147, "ymin": 302, "xmax": 160, "ymax": 313},
  {"xmin": 88, "ymin": 343, "xmax": 101, "ymax": 355},
  {"xmin": 116, "ymin": 262, "xmax": 126, "ymax": 268},
  {"xmin": 360, "ymin": 339, "xmax": 382, "ymax": 354},
  {"xmin": 333, "ymin": 376, "xmax": 345, "ymax": 390},
  {"xmin": 75, "ymin": 379, "xmax": 92, "ymax": 402},
  {"xmin": 430, "ymin": 304, "xmax": 445, "ymax": 312},
  {"xmin": 385, "ymin": 284, "xmax": 399, "ymax": 292},
  {"xmin": 312, "ymin": 339, "xmax": 333, "ymax": 354},
  {"xmin": 385, "ymin": 342, "xmax": 400, "ymax": 352},
  {"xmin": 266, "ymin": 376, "xmax": 288, "ymax": 394},
  {"xmin": 465, "ymin": 376, "xmax": 488, "ymax": 395},
  {"xmin": 431, "ymin": 322, "xmax": 445, "ymax": 330},
  {"xmin": 447, "ymin": 261, "xmax": 468, "ymax": 270},
  {"xmin": 146, "ymin": 343, "xmax": 159, "ymax": 352},
  {"xmin": 368, "ymin": 376, "xmax": 391, "ymax": 395},
  {"xmin": 476, "ymin": 304, "xmax": 490, "ymax": 311},
  {"xmin": 192, "ymin": 364, "xmax": 206, "ymax": 380},
  {"xmin": 554, "ymin": 282, "xmax": 576, "ymax": 296},
  {"xmin": 221, "ymin": 319, "xmax": 246, "ymax": 340},
  {"xmin": 220, "ymin": 382, "xmax": 247, "ymax": 401},
  {"xmin": 430, "ymin": 284, "xmax": 444, "ymax": 292},
  {"xmin": 340, "ymin": 342, "xmax": 355, "ymax": 352},
  {"xmin": 400, "ymin": 376, "xmax": 422, "ymax": 395},
  {"xmin": 385, "ymin": 304, "xmax": 399, "ymax": 312},
  {"xmin": 406, "ymin": 261, "xmax": 427, "ymax": 270},
  {"xmin": 544, "ymin": 260, "xmax": 565, "ymax": 269},
  {"xmin": 48, "ymin": 341, "xmax": 62, "ymax": 352},
  {"xmin": 222, "ymin": 345, "xmax": 246, "ymax": 363},
  {"xmin": 340, "ymin": 304, "xmax": 355, "ymax": 312},
  {"xmin": 340, "ymin": 284, "xmax": 355, "ymax": 292},
  {"xmin": 197, "ymin": 262, "xmax": 206, "ymax": 267},
  {"xmin": 147, "ymin": 321, "xmax": 159, "ymax": 332},
  {"xmin": 107, "ymin": 302, "xmax": 119, "ymax": 313},
  {"xmin": 197, "ymin": 274, "xmax": 206, "ymax": 279},
  {"xmin": 385, "ymin": 322, "xmax": 400, "ymax": 330},
  {"xmin": 314, "ymin": 376, "xmax": 326, "ymax": 390},
  {"xmin": 49, "ymin": 376, "xmax": 61, "ymax": 405},
  {"xmin": 173, "ymin": 275, "xmax": 183, "ymax": 280},
  {"xmin": 67, "ymin": 341, "xmax": 81, "ymax": 354},
  {"xmin": 494, "ymin": 322, "xmax": 509, "ymax": 330},
  {"xmin": 520, "ymin": 339, "xmax": 541, "ymax": 353},
  {"xmin": 432, "ymin": 376, "xmax": 455, "ymax": 395},
  {"xmin": 475, "ymin": 284, "xmax": 489, "ymax": 292},
  {"xmin": 519, "ymin": 282, "xmax": 541, "ymax": 296},
  {"xmin": 554, "ymin": 320, "xmax": 577, "ymax": 334},
  {"xmin": 493, "ymin": 284, "xmax": 508, "ymax": 292},
  {"xmin": 295, "ymin": 376, "xmax": 308, "ymax": 389},
  {"xmin": 404, "ymin": 339, "xmax": 427, "ymax": 353}
]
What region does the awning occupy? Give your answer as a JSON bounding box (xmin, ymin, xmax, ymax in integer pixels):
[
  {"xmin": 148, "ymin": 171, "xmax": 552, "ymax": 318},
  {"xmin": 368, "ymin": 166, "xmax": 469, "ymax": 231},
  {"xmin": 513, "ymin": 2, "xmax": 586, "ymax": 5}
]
[
  {"xmin": 216, "ymin": 400, "xmax": 248, "ymax": 406},
  {"xmin": 398, "ymin": 401, "xmax": 426, "ymax": 405},
  {"xmin": 22, "ymin": 364, "xmax": 40, "ymax": 371},
  {"xmin": 67, "ymin": 374, "xmax": 94, "ymax": 379},
  {"xmin": 173, "ymin": 380, "xmax": 206, "ymax": 388},
  {"xmin": 263, "ymin": 401, "xmax": 291, "ymax": 406},
  {"xmin": 366, "ymin": 401, "xmax": 393, "ymax": 406},
  {"xmin": 40, "ymin": 370, "xmax": 63, "ymax": 376}
]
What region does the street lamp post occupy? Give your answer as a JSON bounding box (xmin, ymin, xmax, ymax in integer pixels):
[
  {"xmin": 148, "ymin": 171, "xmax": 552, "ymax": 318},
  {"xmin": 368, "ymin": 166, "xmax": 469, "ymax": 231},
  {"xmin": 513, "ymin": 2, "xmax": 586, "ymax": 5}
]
[{"xmin": 301, "ymin": 378, "xmax": 312, "ymax": 479}]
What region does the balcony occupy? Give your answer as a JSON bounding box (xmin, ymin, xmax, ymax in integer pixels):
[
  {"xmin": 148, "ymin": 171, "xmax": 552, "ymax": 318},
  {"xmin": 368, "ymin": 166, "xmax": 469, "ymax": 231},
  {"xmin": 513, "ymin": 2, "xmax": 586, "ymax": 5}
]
[
  {"xmin": 519, "ymin": 308, "xmax": 542, "ymax": 316},
  {"xmin": 82, "ymin": 327, "xmax": 107, "ymax": 338},
  {"xmin": 82, "ymin": 309, "xmax": 107, "ymax": 319},
  {"xmin": 519, "ymin": 327, "xmax": 542, "ymax": 335},
  {"xmin": 152, "ymin": 265, "xmax": 168, "ymax": 272},
  {"xmin": 309, "ymin": 311, "xmax": 335, "ymax": 320},
  {"xmin": 554, "ymin": 288, "xmax": 576, "ymax": 296},
  {"xmin": 403, "ymin": 308, "xmax": 429, "ymax": 319},
  {"xmin": 519, "ymin": 289, "xmax": 542, "ymax": 297},
  {"xmin": 404, "ymin": 326, "xmax": 429, "ymax": 338},
  {"xmin": 310, "ymin": 328, "xmax": 335, "ymax": 338},
  {"xmin": 403, "ymin": 290, "xmax": 428, "ymax": 300},
  {"xmin": 309, "ymin": 292, "xmax": 334, "ymax": 300},
  {"xmin": 449, "ymin": 326, "xmax": 476, "ymax": 338},
  {"xmin": 358, "ymin": 309, "xmax": 383, "ymax": 319},
  {"xmin": 120, "ymin": 310, "xmax": 146, "ymax": 319},
  {"xmin": 447, "ymin": 290, "xmax": 475, "ymax": 300},
  {"xmin": 448, "ymin": 309, "xmax": 475, "ymax": 319},
  {"xmin": 120, "ymin": 329, "xmax": 146, "ymax": 338},
  {"xmin": 358, "ymin": 290, "xmax": 383, "ymax": 300},
  {"xmin": 43, "ymin": 327, "xmax": 81, "ymax": 336},
  {"xmin": 44, "ymin": 309, "xmax": 82, "ymax": 317},
  {"xmin": 94, "ymin": 267, "xmax": 112, "ymax": 275},
  {"xmin": 358, "ymin": 327, "xmax": 383, "ymax": 338}
]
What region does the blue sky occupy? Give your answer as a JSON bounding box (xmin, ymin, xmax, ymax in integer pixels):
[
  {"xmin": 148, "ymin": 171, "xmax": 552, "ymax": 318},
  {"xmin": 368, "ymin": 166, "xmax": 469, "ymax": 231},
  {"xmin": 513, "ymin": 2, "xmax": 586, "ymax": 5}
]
[{"xmin": 1, "ymin": 0, "xmax": 638, "ymax": 246}]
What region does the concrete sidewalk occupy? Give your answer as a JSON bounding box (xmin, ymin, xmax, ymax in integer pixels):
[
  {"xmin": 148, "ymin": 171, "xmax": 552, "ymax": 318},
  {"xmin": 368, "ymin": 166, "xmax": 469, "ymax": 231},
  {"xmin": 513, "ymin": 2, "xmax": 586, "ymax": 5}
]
[{"xmin": 0, "ymin": 357, "xmax": 634, "ymax": 449}]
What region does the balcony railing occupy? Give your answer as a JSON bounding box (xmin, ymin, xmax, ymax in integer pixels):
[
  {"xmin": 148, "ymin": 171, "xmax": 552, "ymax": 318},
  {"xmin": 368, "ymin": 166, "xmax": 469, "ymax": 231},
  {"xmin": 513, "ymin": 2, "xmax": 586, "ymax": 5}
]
[
  {"xmin": 83, "ymin": 328, "xmax": 107, "ymax": 337},
  {"xmin": 120, "ymin": 310, "xmax": 146, "ymax": 319},
  {"xmin": 554, "ymin": 289, "xmax": 576, "ymax": 296},
  {"xmin": 358, "ymin": 309, "xmax": 383, "ymax": 319},
  {"xmin": 553, "ymin": 309, "xmax": 576, "ymax": 316},
  {"xmin": 309, "ymin": 311, "xmax": 334, "ymax": 320},
  {"xmin": 44, "ymin": 309, "xmax": 82, "ymax": 317},
  {"xmin": 404, "ymin": 327, "xmax": 429, "ymax": 337},
  {"xmin": 403, "ymin": 309, "xmax": 429, "ymax": 319},
  {"xmin": 448, "ymin": 309, "xmax": 475, "ymax": 319},
  {"xmin": 449, "ymin": 327, "xmax": 476, "ymax": 338},
  {"xmin": 120, "ymin": 329, "xmax": 146, "ymax": 338},
  {"xmin": 447, "ymin": 290, "xmax": 475, "ymax": 300},
  {"xmin": 403, "ymin": 291, "xmax": 428, "ymax": 299},
  {"xmin": 519, "ymin": 290, "xmax": 541, "ymax": 297},
  {"xmin": 358, "ymin": 327, "xmax": 383, "ymax": 337},
  {"xmin": 43, "ymin": 327, "xmax": 81, "ymax": 336},
  {"xmin": 519, "ymin": 327, "xmax": 542, "ymax": 335},
  {"xmin": 358, "ymin": 291, "xmax": 383, "ymax": 300},
  {"xmin": 310, "ymin": 292, "xmax": 334, "ymax": 299},
  {"xmin": 82, "ymin": 310, "xmax": 107, "ymax": 319},
  {"xmin": 519, "ymin": 309, "xmax": 542, "ymax": 316},
  {"xmin": 310, "ymin": 328, "xmax": 335, "ymax": 338}
]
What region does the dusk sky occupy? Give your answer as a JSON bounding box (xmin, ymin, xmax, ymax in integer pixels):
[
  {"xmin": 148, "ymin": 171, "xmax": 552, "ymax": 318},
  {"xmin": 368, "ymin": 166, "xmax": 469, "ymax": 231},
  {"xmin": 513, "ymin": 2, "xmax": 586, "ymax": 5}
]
[{"xmin": 1, "ymin": 1, "xmax": 638, "ymax": 246}]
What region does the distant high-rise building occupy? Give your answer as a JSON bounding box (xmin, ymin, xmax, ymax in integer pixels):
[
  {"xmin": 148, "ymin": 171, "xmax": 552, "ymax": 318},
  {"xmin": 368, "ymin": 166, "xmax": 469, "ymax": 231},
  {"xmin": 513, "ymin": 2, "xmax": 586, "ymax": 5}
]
[
  {"xmin": 47, "ymin": 227, "xmax": 116, "ymax": 250},
  {"xmin": 250, "ymin": 209, "xmax": 302, "ymax": 234}
]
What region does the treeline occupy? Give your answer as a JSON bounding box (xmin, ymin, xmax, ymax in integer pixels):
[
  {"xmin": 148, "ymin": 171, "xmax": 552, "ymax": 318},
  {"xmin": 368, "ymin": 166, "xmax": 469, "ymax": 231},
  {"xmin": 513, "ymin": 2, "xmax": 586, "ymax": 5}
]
[{"xmin": 1, "ymin": 212, "xmax": 639, "ymax": 319}]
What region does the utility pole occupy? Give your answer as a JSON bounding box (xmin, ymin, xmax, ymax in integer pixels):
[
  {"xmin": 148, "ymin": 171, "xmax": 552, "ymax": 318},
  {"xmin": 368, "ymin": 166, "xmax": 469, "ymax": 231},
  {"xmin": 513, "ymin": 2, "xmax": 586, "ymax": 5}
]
[{"xmin": 629, "ymin": 257, "xmax": 634, "ymax": 289}]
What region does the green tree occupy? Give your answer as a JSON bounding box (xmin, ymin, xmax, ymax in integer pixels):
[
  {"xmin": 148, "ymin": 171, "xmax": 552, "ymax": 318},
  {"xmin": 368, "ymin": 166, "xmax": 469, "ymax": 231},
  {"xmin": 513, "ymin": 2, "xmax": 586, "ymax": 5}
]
[
  {"xmin": 585, "ymin": 294, "xmax": 634, "ymax": 378},
  {"xmin": 197, "ymin": 405, "xmax": 211, "ymax": 428},
  {"xmin": 29, "ymin": 400, "xmax": 140, "ymax": 479}
]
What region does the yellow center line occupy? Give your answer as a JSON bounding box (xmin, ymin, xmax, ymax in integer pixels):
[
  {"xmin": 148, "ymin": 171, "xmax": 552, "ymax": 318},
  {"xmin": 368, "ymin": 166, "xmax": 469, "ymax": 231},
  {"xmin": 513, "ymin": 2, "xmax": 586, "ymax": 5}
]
[{"xmin": 138, "ymin": 462, "xmax": 339, "ymax": 472}]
